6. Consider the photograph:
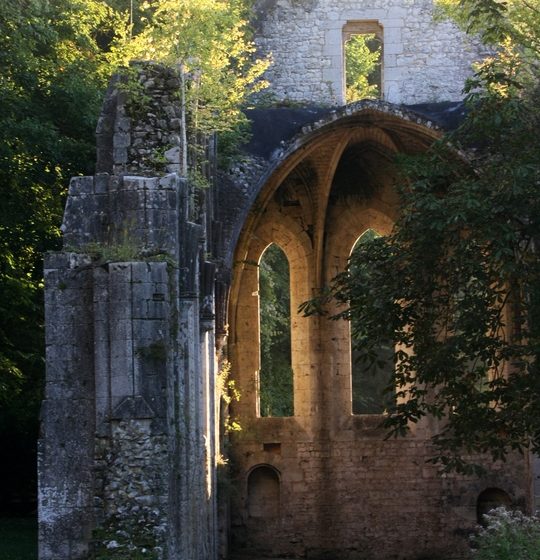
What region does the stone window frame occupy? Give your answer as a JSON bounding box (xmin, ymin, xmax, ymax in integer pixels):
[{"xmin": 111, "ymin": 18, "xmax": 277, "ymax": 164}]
[
  {"xmin": 323, "ymin": 201, "xmax": 395, "ymax": 418},
  {"xmin": 348, "ymin": 228, "xmax": 396, "ymax": 416},
  {"xmin": 231, "ymin": 216, "xmax": 312, "ymax": 421},
  {"xmin": 257, "ymin": 242, "xmax": 294, "ymax": 418},
  {"xmin": 342, "ymin": 20, "xmax": 384, "ymax": 102}
]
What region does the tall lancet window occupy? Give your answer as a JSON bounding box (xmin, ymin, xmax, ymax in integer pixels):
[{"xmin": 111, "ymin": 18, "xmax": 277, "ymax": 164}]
[
  {"xmin": 258, "ymin": 244, "xmax": 293, "ymax": 417},
  {"xmin": 350, "ymin": 229, "xmax": 394, "ymax": 414}
]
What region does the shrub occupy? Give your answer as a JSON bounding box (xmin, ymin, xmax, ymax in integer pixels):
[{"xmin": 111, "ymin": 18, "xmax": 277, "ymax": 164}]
[{"xmin": 472, "ymin": 507, "xmax": 540, "ymax": 560}]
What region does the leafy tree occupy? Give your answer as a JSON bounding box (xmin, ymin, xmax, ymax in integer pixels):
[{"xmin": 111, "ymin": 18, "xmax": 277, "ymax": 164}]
[
  {"xmin": 259, "ymin": 245, "xmax": 293, "ymax": 417},
  {"xmin": 350, "ymin": 230, "xmax": 395, "ymax": 414},
  {"xmin": 132, "ymin": 0, "xmax": 268, "ymax": 132},
  {"xmin": 344, "ymin": 34, "xmax": 381, "ymax": 102},
  {"xmin": 0, "ymin": 0, "xmax": 268, "ymax": 510},
  {"xmin": 127, "ymin": 0, "xmax": 269, "ymax": 175},
  {"xmin": 0, "ymin": 0, "xmax": 128, "ymax": 511},
  {"xmin": 304, "ymin": 0, "xmax": 540, "ymax": 472}
]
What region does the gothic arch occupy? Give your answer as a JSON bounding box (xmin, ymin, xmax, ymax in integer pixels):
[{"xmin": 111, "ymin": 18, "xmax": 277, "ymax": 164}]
[
  {"xmin": 227, "ymin": 102, "xmax": 473, "ymax": 558},
  {"xmin": 247, "ymin": 464, "xmax": 282, "ymax": 519},
  {"xmin": 229, "ymin": 103, "xmax": 443, "ymax": 430},
  {"xmin": 224, "ymin": 100, "xmax": 442, "ymax": 269}
]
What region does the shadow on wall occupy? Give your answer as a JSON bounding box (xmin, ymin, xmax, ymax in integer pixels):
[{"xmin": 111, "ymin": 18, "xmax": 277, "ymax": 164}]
[{"xmin": 248, "ymin": 465, "xmax": 280, "ymax": 518}]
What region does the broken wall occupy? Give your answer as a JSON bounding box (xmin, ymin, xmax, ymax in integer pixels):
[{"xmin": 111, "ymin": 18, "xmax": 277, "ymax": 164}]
[{"xmin": 39, "ymin": 63, "xmax": 219, "ymax": 560}]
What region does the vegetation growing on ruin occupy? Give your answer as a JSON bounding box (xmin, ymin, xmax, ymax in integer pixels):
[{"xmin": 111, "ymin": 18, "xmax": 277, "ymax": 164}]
[
  {"xmin": 121, "ymin": 0, "xmax": 269, "ymax": 174},
  {"xmin": 128, "ymin": 0, "xmax": 269, "ymax": 134},
  {"xmin": 472, "ymin": 508, "xmax": 540, "ymax": 559},
  {"xmin": 217, "ymin": 359, "xmax": 242, "ymax": 433},
  {"xmin": 303, "ymin": 0, "xmax": 540, "ymax": 473}
]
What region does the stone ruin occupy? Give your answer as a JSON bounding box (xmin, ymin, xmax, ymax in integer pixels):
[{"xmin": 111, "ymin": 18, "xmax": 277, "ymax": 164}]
[{"xmin": 39, "ymin": 1, "xmax": 535, "ymax": 559}]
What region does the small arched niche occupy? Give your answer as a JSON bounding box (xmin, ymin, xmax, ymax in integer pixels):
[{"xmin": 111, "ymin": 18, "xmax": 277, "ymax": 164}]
[
  {"xmin": 477, "ymin": 488, "xmax": 512, "ymax": 525},
  {"xmin": 258, "ymin": 243, "xmax": 293, "ymax": 417},
  {"xmin": 350, "ymin": 229, "xmax": 395, "ymax": 415},
  {"xmin": 247, "ymin": 465, "xmax": 280, "ymax": 518}
]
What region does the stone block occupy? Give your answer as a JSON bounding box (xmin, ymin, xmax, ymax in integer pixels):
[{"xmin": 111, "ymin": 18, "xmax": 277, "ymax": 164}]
[
  {"xmin": 116, "ymin": 116, "xmax": 131, "ymax": 132},
  {"xmin": 94, "ymin": 173, "xmax": 109, "ymax": 194},
  {"xmin": 113, "ymin": 132, "xmax": 131, "ymax": 149},
  {"xmin": 164, "ymin": 146, "xmax": 181, "ymax": 164},
  {"xmin": 68, "ymin": 176, "xmax": 94, "ymax": 196},
  {"xmin": 113, "ymin": 147, "xmax": 128, "ymax": 164}
]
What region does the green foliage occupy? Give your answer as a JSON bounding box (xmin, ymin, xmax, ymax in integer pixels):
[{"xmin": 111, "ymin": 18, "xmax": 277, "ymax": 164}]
[
  {"xmin": 350, "ymin": 230, "xmax": 395, "ymax": 414},
  {"xmin": 92, "ymin": 513, "xmax": 160, "ymax": 560},
  {"xmin": 0, "ymin": 517, "xmax": 37, "ymax": 560},
  {"xmin": 0, "ymin": 0, "xmax": 265, "ymax": 516},
  {"xmin": 117, "ymin": 66, "xmax": 153, "ymax": 117},
  {"xmin": 129, "ymin": 0, "xmax": 269, "ymax": 135},
  {"xmin": 304, "ymin": 0, "xmax": 540, "ymax": 471},
  {"xmin": 217, "ymin": 360, "xmax": 242, "ymax": 433},
  {"xmin": 436, "ymin": 0, "xmax": 540, "ymax": 55},
  {"xmin": 259, "ymin": 244, "xmax": 294, "ymax": 417},
  {"xmin": 0, "ymin": 0, "xmax": 131, "ymax": 509},
  {"xmin": 472, "ymin": 508, "xmax": 540, "ymax": 560},
  {"xmin": 344, "ymin": 34, "xmax": 381, "ymax": 102}
]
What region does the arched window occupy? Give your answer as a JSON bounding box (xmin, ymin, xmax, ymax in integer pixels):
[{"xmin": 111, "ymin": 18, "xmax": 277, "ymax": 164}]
[
  {"xmin": 258, "ymin": 244, "xmax": 293, "ymax": 417},
  {"xmin": 343, "ymin": 21, "xmax": 383, "ymax": 102},
  {"xmin": 350, "ymin": 229, "xmax": 394, "ymax": 414},
  {"xmin": 248, "ymin": 465, "xmax": 280, "ymax": 518}
]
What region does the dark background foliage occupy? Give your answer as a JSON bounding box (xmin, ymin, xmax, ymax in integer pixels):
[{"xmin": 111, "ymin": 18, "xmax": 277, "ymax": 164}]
[{"xmin": 0, "ymin": 0, "xmax": 127, "ymax": 513}]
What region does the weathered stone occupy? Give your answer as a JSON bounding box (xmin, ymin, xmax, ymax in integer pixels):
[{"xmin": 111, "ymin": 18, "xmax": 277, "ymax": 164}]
[
  {"xmin": 40, "ymin": 5, "xmax": 532, "ymax": 560},
  {"xmin": 164, "ymin": 146, "xmax": 180, "ymax": 164}
]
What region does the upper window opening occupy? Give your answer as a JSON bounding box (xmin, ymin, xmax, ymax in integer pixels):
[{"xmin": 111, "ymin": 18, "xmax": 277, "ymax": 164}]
[
  {"xmin": 343, "ymin": 22, "xmax": 383, "ymax": 103},
  {"xmin": 350, "ymin": 229, "xmax": 394, "ymax": 414},
  {"xmin": 258, "ymin": 244, "xmax": 294, "ymax": 417}
]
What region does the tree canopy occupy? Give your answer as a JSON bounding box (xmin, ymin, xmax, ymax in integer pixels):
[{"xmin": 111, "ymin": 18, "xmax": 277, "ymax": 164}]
[
  {"xmin": 0, "ymin": 0, "xmax": 132, "ymax": 510},
  {"xmin": 304, "ymin": 0, "xmax": 540, "ymax": 473},
  {"xmin": 127, "ymin": 0, "xmax": 269, "ymax": 135},
  {"xmin": 0, "ymin": 0, "xmax": 266, "ymax": 510}
]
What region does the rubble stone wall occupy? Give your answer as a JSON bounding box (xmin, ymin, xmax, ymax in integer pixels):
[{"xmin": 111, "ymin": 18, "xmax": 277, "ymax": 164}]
[
  {"xmin": 253, "ymin": 0, "xmax": 486, "ymax": 105},
  {"xmin": 39, "ymin": 63, "xmax": 218, "ymax": 560}
]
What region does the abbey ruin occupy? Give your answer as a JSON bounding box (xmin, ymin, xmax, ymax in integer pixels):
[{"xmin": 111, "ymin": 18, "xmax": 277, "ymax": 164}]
[{"xmin": 39, "ymin": 1, "xmax": 535, "ymax": 559}]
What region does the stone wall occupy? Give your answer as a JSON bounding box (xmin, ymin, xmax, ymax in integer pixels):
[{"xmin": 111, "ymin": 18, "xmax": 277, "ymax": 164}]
[
  {"xmin": 39, "ymin": 253, "xmax": 96, "ymax": 560},
  {"xmin": 230, "ymin": 436, "xmax": 529, "ymax": 559},
  {"xmin": 253, "ymin": 0, "xmax": 486, "ymax": 105},
  {"xmin": 39, "ymin": 64, "xmax": 219, "ymax": 560},
  {"xmin": 227, "ymin": 104, "xmax": 532, "ymax": 559},
  {"xmin": 96, "ymin": 63, "xmax": 186, "ymax": 177}
]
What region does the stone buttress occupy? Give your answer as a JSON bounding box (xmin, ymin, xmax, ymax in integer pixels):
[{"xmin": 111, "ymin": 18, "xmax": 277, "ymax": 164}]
[{"xmin": 39, "ymin": 64, "xmax": 220, "ymax": 560}]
